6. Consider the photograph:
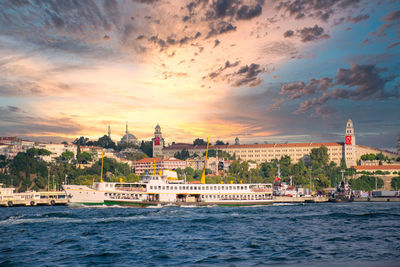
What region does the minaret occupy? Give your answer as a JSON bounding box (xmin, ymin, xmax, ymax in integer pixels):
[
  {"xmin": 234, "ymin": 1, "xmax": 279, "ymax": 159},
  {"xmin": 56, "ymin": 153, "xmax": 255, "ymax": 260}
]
[
  {"xmin": 397, "ymin": 133, "xmax": 400, "ymax": 154},
  {"xmin": 108, "ymin": 124, "xmax": 111, "ymax": 138},
  {"xmin": 344, "ymin": 118, "xmax": 356, "ymax": 167},
  {"xmin": 125, "ymin": 122, "xmax": 129, "ymax": 144},
  {"xmin": 152, "ymin": 124, "xmax": 164, "ymax": 157}
]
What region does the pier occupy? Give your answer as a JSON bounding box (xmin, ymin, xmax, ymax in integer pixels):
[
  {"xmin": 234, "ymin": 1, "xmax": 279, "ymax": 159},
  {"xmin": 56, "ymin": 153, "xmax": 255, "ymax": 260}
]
[
  {"xmin": 0, "ymin": 191, "xmax": 68, "ymax": 207},
  {"xmin": 274, "ymin": 196, "xmax": 329, "ymax": 203}
]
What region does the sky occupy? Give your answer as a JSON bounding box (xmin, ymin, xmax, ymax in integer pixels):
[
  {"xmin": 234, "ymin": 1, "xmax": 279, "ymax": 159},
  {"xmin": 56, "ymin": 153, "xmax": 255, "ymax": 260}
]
[{"xmin": 0, "ymin": 0, "xmax": 399, "ymax": 150}]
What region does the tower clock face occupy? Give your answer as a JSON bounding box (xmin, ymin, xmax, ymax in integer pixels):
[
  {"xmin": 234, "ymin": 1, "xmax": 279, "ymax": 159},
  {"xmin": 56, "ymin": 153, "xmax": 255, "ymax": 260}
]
[{"xmin": 345, "ymin": 135, "xmax": 352, "ymax": 145}]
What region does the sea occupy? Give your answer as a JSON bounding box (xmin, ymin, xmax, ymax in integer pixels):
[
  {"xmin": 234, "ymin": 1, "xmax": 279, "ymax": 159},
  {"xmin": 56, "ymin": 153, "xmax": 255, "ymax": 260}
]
[{"xmin": 1, "ymin": 202, "xmax": 400, "ymax": 266}]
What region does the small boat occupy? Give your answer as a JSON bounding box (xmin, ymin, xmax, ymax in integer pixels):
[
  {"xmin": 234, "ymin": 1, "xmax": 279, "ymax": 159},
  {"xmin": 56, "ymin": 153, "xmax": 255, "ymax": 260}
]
[{"xmin": 329, "ymin": 170, "xmax": 354, "ymax": 203}]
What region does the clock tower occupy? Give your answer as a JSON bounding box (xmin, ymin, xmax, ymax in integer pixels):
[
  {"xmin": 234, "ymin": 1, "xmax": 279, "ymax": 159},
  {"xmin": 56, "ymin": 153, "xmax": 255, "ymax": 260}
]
[
  {"xmin": 344, "ymin": 118, "xmax": 356, "ymax": 167},
  {"xmin": 152, "ymin": 124, "xmax": 164, "ymax": 157}
]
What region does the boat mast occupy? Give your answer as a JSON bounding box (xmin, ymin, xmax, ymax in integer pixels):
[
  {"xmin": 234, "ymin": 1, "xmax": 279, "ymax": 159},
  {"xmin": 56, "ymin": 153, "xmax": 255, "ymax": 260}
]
[
  {"xmin": 100, "ymin": 149, "xmax": 104, "ymax": 183},
  {"xmin": 153, "ymin": 159, "xmax": 156, "ymax": 175},
  {"xmin": 200, "ymin": 137, "xmax": 209, "ymax": 184}
]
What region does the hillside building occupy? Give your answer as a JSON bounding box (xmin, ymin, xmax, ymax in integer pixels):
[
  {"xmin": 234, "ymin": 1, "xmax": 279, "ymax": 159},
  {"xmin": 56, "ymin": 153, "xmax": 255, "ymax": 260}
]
[{"xmin": 161, "ymin": 119, "xmax": 398, "ymax": 167}]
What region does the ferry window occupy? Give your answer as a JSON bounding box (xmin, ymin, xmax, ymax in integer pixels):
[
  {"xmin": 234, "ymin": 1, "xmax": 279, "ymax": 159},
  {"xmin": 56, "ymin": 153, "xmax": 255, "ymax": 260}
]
[
  {"xmin": 190, "ymin": 186, "xmax": 193, "ymax": 190},
  {"xmin": 162, "ymin": 186, "xmax": 165, "ymax": 190},
  {"xmin": 150, "ymin": 186, "xmax": 153, "ymax": 189},
  {"xmin": 158, "ymin": 186, "xmax": 161, "ymax": 190},
  {"xmin": 218, "ymin": 186, "xmax": 220, "ymax": 190},
  {"xmin": 214, "ymin": 186, "xmax": 216, "ymax": 190},
  {"xmin": 166, "ymin": 186, "xmax": 169, "ymax": 190},
  {"xmin": 241, "ymin": 186, "xmax": 243, "ymax": 190},
  {"xmin": 229, "ymin": 186, "xmax": 232, "ymax": 190},
  {"xmin": 206, "ymin": 186, "xmax": 209, "ymax": 190}
]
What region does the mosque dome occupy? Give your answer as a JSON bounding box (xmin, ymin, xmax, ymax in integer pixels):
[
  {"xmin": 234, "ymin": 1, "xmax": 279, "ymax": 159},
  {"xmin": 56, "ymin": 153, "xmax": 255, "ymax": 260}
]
[{"xmin": 120, "ymin": 133, "xmax": 138, "ymax": 144}]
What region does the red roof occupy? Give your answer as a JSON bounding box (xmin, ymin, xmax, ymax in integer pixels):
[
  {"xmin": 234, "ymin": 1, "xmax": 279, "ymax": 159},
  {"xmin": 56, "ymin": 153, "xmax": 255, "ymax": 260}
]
[
  {"xmin": 163, "ymin": 142, "xmax": 343, "ymax": 150},
  {"xmin": 136, "ymin": 157, "xmax": 162, "ymax": 163},
  {"xmin": 354, "ymin": 165, "xmax": 400, "ymax": 170}
]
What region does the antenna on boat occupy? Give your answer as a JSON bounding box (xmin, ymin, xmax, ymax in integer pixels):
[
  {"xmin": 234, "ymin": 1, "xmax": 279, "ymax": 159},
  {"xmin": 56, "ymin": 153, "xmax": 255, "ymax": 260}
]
[
  {"xmin": 200, "ymin": 137, "xmax": 209, "ymax": 184},
  {"xmin": 100, "ymin": 149, "xmax": 104, "ymax": 183}
]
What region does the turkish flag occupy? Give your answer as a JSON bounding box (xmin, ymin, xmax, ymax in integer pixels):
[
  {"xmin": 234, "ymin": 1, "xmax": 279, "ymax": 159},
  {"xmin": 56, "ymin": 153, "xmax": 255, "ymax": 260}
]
[
  {"xmin": 154, "ymin": 137, "xmax": 160, "ymax": 145},
  {"xmin": 345, "ymin": 136, "xmax": 352, "ymax": 145}
]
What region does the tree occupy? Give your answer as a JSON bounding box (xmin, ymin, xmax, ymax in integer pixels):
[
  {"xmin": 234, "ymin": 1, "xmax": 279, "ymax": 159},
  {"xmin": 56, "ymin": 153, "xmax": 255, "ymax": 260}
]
[
  {"xmin": 314, "ymin": 174, "xmax": 330, "ymax": 189},
  {"xmin": 376, "ymin": 153, "xmax": 385, "ymax": 161},
  {"xmin": 310, "ymin": 145, "xmax": 329, "ymax": 169},
  {"xmin": 73, "ymin": 136, "xmax": 89, "ymax": 146},
  {"xmin": 215, "ymin": 140, "xmax": 226, "ymax": 145},
  {"xmin": 206, "ymin": 149, "xmax": 217, "ymax": 158},
  {"xmin": 349, "ymin": 175, "xmax": 383, "ymax": 191},
  {"xmin": 0, "ymin": 155, "xmax": 7, "ymax": 170},
  {"xmin": 174, "ymin": 149, "xmax": 190, "ymax": 160},
  {"xmin": 97, "ymin": 135, "xmax": 116, "ymax": 149},
  {"xmin": 140, "ymin": 141, "xmax": 153, "ymax": 157},
  {"xmin": 77, "ymin": 152, "xmax": 92, "ymax": 164},
  {"xmin": 193, "ymin": 138, "xmax": 208, "ymax": 146},
  {"xmin": 229, "ymin": 161, "xmax": 250, "ymax": 182},
  {"xmin": 391, "ymin": 176, "xmax": 400, "ymax": 190},
  {"xmin": 59, "ymin": 151, "xmax": 74, "ymax": 162}
]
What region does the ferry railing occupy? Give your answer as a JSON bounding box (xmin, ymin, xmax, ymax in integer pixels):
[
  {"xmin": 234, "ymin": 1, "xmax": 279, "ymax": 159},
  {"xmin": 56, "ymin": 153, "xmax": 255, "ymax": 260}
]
[{"xmin": 115, "ymin": 187, "xmax": 146, "ymax": 192}]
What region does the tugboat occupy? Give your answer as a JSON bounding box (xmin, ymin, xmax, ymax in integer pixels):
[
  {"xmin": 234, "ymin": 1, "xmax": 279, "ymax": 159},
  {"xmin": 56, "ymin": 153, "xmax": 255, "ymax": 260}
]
[{"xmin": 329, "ymin": 169, "xmax": 354, "ymax": 202}]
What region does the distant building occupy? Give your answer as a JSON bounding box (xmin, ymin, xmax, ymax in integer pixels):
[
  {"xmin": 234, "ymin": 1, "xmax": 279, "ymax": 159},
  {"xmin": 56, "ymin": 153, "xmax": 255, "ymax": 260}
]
[
  {"xmin": 161, "ymin": 119, "xmax": 398, "ymax": 167},
  {"xmin": 235, "ymin": 137, "xmax": 240, "ymax": 145},
  {"xmin": 0, "ymin": 137, "xmax": 34, "ymax": 159},
  {"xmin": 152, "ymin": 124, "xmax": 165, "ymax": 157},
  {"xmin": 119, "ymin": 122, "xmax": 139, "ymax": 145}
]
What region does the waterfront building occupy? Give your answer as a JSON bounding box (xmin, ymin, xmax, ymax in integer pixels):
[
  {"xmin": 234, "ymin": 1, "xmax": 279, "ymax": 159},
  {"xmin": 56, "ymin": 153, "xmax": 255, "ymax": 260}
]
[
  {"xmin": 152, "ymin": 124, "xmax": 165, "ymax": 157},
  {"xmin": 162, "ymin": 119, "xmax": 398, "ymax": 167},
  {"xmin": 134, "ymin": 157, "xmax": 186, "ymax": 174}
]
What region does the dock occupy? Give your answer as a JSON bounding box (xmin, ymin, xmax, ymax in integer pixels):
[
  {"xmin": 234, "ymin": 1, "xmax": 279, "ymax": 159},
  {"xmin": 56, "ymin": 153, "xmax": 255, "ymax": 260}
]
[
  {"xmin": 274, "ymin": 196, "xmax": 329, "ymax": 203},
  {"xmin": 353, "ymin": 197, "xmax": 400, "ymax": 202},
  {"xmin": 0, "ymin": 191, "xmax": 68, "ymax": 207}
]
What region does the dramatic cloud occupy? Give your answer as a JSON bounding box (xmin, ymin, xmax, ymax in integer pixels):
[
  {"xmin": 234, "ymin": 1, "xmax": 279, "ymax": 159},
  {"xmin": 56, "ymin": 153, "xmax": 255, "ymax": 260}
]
[
  {"xmin": 205, "ymin": 0, "xmax": 264, "ymax": 21},
  {"xmin": 276, "ymin": 0, "xmax": 361, "ymax": 22},
  {"xmin": 280, "ymin": 78, "xmax": 333, "ymax": 99},
  {"xmin": 206, "ymin": 21, "xmax": 237, "ymax": 38},
  {"xmin": 297, "ymin": 25, "xmax": 330, "ymax": 42},
  {"xmin": 204, "ymin": 60, "xmax": 240, "ymax": 80},
  {"xmin": 0, "ymin": 1, "xmax": 398, "ymax": 149},
  {"xmin": 347, "ymin": 14, "xmax": 369, "ymax": 23},
  {"xmin": 283, "ymin": 30, "xmax": 294, "ymax": 37},
  {"xmin": 280, "ymin": 64, "xmax": 399, "ymax": 114},
  {"xmin": 232, "ymin": 63, "xmax": 265, "ymax": 87}
]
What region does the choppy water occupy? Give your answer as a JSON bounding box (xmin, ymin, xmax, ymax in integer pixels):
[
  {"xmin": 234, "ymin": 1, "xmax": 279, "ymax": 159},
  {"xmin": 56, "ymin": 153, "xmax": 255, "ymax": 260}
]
[{"xmin": 1, "ymin": 203, "xmax": 400, "ymax": 266}]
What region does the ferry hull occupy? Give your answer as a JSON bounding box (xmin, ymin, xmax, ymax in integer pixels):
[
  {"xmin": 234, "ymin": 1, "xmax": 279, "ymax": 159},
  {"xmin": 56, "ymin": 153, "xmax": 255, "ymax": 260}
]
[{"xmin": 103, "ymin": 200, "xmax": 274, "ymax": 207}]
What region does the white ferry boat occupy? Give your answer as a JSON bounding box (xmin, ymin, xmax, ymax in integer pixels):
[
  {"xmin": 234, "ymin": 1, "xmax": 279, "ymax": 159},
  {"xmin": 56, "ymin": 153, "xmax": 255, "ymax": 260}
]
[
  {"xmin": 63, "ymin": 170, "xmax": 273, "ymax": 207},
  {"xmin": 63, "ymin": 140, "xmax": 273, "ymax": 207}
]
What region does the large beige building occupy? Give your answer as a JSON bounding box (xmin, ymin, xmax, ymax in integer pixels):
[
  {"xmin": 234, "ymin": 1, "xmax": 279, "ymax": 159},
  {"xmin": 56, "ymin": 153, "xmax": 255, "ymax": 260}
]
[{"xmin": 162, "ymin": 119, "xmax": 398, "ymax": 167}]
